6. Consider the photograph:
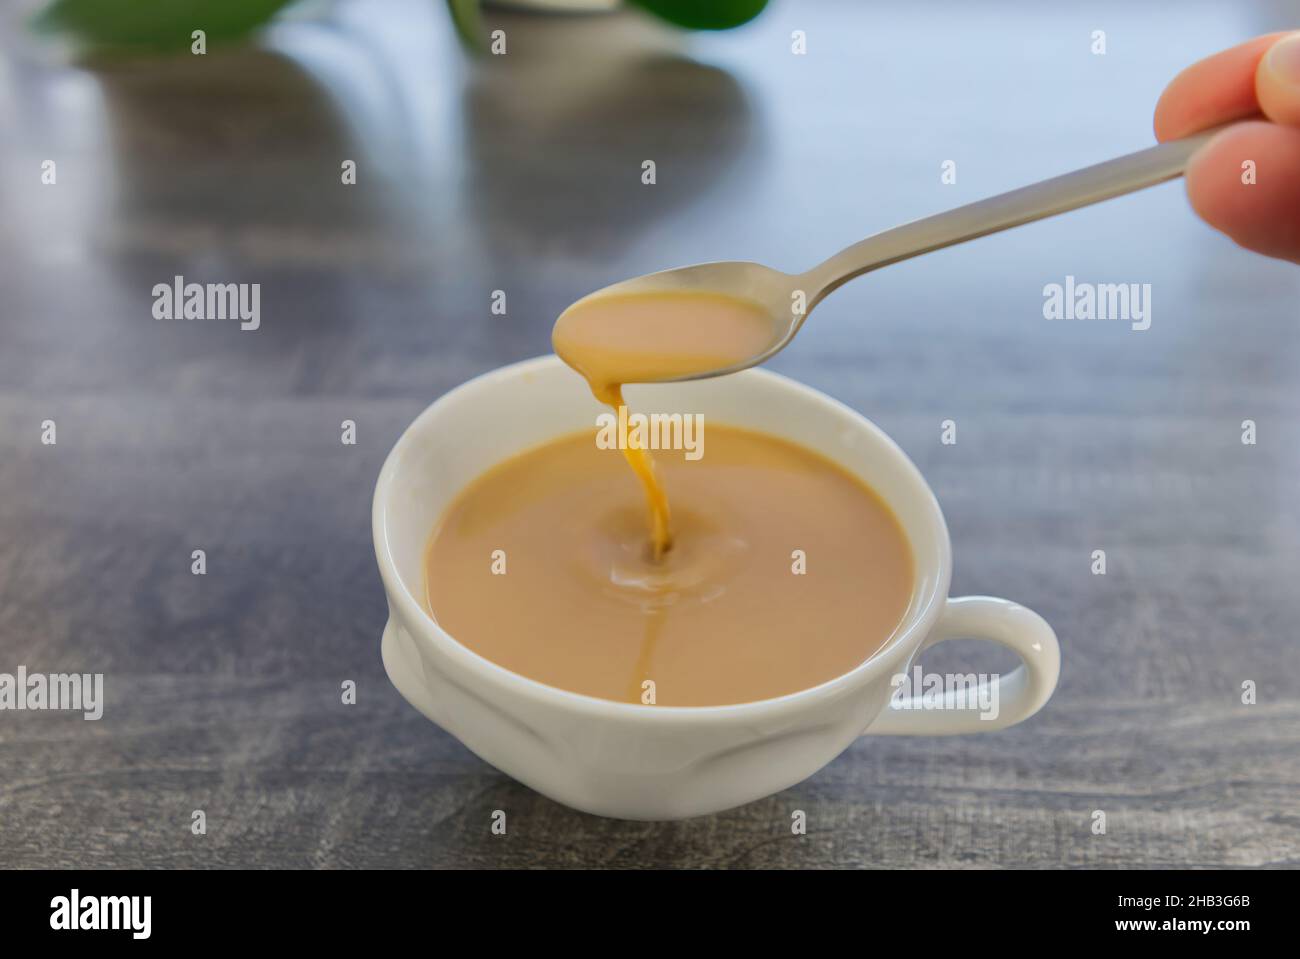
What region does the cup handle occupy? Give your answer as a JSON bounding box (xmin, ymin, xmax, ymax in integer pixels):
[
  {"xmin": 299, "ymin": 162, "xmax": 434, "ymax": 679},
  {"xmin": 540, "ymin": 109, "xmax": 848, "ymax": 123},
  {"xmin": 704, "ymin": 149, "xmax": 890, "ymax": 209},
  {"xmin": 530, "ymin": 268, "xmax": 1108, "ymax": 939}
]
[{"xmin": 865, "ymin": 595, "xmax": 1060, "ymax": 735}]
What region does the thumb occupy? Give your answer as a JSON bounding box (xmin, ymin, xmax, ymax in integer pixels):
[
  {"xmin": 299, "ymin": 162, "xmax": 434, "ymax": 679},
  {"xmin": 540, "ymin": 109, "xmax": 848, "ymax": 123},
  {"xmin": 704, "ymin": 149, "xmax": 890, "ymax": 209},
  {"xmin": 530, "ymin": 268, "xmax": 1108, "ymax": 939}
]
[{"xmin": 1257, "ymin": 32, "xmax": 1300, "ymax": 126}]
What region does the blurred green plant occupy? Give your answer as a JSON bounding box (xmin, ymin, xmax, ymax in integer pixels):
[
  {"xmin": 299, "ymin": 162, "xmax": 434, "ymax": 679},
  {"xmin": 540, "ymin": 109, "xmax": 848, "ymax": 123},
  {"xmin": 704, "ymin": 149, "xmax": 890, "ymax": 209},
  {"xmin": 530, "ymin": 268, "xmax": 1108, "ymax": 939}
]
[
  {"xmin": 32, "ymin": 0, "xmax": 768, "ymax": 56},
  {"xmin": 32, "ymin": 0, "xmax": 298, "ymax": 54},
  {"xmin": 623, "ymin": 0, "xmax": 767, "ymax": 30}
]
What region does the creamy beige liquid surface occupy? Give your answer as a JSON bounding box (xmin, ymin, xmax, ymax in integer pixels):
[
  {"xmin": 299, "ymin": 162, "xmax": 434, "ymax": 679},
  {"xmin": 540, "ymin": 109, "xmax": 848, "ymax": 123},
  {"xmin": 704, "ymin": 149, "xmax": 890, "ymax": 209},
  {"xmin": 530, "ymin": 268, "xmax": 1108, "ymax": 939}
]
[{"xmin": 424, "ymin": 425, "xmax": 914, "ymax": 706}]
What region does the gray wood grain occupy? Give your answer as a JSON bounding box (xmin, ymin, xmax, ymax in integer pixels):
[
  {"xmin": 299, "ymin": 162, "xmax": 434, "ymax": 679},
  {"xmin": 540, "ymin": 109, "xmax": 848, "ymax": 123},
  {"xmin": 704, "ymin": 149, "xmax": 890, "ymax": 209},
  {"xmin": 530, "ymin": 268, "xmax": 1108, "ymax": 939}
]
[{"xmin": 1, "ymin": 0, "xmax": 1298, "ymax": 868}]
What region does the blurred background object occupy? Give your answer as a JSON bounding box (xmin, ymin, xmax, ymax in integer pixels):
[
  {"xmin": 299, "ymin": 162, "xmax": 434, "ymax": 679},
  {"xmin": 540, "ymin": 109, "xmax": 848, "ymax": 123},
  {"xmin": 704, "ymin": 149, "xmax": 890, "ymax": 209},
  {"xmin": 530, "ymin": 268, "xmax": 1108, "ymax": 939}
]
[{"xmin": 31, "ymin": 0, "xmax": 769, "ymax": 55}]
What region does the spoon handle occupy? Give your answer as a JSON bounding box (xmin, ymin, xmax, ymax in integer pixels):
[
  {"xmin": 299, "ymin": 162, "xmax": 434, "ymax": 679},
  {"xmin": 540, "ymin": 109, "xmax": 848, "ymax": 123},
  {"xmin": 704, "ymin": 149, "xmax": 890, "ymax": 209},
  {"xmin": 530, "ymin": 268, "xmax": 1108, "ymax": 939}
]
[{"xmin": 804, "ymin": 127, "xmax": 1227, "ymax": 298}]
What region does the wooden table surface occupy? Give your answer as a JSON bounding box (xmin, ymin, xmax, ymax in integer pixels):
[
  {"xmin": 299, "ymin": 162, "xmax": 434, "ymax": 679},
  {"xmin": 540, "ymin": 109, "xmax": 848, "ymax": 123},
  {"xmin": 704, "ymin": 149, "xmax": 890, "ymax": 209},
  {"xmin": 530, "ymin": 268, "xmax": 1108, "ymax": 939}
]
[{"xmin": 2, "ymin": 0, "xmax": 1298, "ymax": 868}]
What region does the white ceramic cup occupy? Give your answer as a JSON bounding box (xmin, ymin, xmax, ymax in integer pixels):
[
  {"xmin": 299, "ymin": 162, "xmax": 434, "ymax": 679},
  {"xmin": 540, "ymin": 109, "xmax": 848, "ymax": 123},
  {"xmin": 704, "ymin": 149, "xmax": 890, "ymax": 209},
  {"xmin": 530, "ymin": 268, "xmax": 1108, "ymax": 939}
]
[{"xmin": 373, "ymin": 355, "xmax": 1060, "ymax": 820}]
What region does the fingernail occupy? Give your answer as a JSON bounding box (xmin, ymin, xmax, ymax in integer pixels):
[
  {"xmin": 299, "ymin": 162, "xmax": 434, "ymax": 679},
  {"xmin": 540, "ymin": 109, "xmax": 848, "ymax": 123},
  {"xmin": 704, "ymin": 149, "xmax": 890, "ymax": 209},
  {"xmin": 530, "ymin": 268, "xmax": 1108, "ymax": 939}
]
[{"xmin": 1263, "ymin": 32, "xmax": 1300, "ymax": 87}]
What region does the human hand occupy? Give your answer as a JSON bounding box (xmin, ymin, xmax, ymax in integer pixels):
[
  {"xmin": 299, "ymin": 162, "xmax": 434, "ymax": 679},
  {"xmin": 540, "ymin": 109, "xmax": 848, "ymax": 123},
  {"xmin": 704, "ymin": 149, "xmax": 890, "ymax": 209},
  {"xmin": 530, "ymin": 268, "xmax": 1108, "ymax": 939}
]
[{"xmin": 1155, "ymin": 32, "xmax": 1300, "ymax": 263}]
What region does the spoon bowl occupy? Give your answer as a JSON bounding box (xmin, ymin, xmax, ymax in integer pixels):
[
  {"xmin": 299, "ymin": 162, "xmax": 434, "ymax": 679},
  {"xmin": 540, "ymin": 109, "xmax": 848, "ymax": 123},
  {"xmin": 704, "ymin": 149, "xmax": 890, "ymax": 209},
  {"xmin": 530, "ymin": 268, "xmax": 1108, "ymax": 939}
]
[{"xmin": 563, "ymin": 260, "xmax": 806, "ymax": 383}]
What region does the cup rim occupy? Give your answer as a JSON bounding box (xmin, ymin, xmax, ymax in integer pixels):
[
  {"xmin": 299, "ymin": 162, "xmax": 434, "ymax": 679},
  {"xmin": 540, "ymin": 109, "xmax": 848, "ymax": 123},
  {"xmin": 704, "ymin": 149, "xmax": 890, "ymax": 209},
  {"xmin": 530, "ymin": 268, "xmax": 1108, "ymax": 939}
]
[{"xmin": 373, "ymin": 355, "xmax": 953, "ymax": 723}]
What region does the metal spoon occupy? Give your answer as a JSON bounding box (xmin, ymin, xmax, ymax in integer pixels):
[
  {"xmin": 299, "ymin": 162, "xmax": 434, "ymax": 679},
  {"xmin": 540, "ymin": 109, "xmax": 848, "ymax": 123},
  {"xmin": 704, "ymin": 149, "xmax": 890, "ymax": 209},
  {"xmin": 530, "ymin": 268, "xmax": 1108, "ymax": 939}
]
[{"xmin": 571, "ymin": 127, "xmax": 1223, "ymax": 382}]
